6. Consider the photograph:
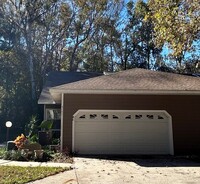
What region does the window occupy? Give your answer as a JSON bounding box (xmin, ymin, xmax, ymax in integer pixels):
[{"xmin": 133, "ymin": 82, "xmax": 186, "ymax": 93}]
[
  {"xmin": 135, "ymin": 115, "xmax": 142, "ymax": 119},
  {"xmin": 147, "ymin": 115, "xmax": 154, "ymax": 119},
  {"xmin": 79, "ymin": 115, "xmax": 86, "ymax": 119},
  {"xmin": 158, "ymin": 115, "xmax": 164, "ymax": 119},
  {"xmin": 125, "ymin": 115, "xmax": 131, "ymax": 119},
  {"xmin": 101, "ymin": 114, "xmax": 108, "ymax": 119},
  {"xmin": 90, "ymin": 114, "xmax": 97, "ymax": 119},
  {"xmin": 46, "ymin": 109, "xmax": 61, "ymax": 120},
  {"xmin": 46, "ymin": 109, "xmax": 61, "ymax": 130},
  {"xmin": 112, "ymin": 115, "xmax": 119, "ymax": 119}
]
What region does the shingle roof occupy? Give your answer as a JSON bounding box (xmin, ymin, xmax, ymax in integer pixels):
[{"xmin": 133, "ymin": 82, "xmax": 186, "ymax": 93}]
[
  {"xmin": 50, "ymin": 68, "xmax": 200, "ymax": 94},
  {"xmin": 38, "ymin": 71, "xmax": 102, "ymax": 104}
]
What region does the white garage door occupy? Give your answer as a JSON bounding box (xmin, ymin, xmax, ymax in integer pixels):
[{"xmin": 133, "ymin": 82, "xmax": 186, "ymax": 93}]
[{"xmin": 72, "ymin": 110, "xmax": 174, "ymax": 155}]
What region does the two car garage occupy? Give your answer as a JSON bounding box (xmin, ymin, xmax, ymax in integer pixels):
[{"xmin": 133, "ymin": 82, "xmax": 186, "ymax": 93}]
[{"xmin": 72, "ymin": 110, "xmax": 174, "ymax": 155}]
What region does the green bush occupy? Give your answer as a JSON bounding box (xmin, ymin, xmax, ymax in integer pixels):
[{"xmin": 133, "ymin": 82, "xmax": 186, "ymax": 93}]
[
  {"xmin": 29, "ymin": 134, "xmax": 39, "ymax": 143},
  {"xmin": 39, "ymin": 120, "xmax": 53, "ymax": 130},
  {"xmin": 3, "ymin": 150, "xmax": 27, "ymax": 161},
  {"xmin": 51, "ymin": 138, "xmax": 60, "ymax": 145},
  {"xmin": 0, "ymin": 147, "xmax": 6, "ymax": 159},
  {"xmin": 2, "ymin": 149, "xmax": 53, "ymax": 162},
  {"xmin": 1, "ymin": 145, "xmax": 72, "ymax": 163}
]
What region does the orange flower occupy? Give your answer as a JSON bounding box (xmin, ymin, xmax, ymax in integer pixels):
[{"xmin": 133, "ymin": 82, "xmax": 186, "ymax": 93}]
[{"xmin": 14, "ymin": 134, "xmax": 27, "ymax": 149}]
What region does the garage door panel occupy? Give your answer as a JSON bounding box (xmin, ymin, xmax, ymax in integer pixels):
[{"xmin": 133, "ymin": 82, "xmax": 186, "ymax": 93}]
[
  {"xmin": 124, "ymin": 144, "xmax": 168, "ymax": 154},
  {"xmin": 73, "ymin": 110, "xmax": 173, "ymax": 155},
  {"xmin": 110, "ymin": 122, "xmax": 127, "ymax": 132},
  {"xmin": 75, "ymin": 132, "xmax": 109, "ymax": 144},
  {"xmin": 76, "ymin": 145, "xmax": 108, "ymax": 154},
  {"xmin": 108, "ymin": 133, "xmax": 124, "ymax": 143},
  {"xmin": 75, "ymin": 122, "xmax": 111, "ymax": 133}
]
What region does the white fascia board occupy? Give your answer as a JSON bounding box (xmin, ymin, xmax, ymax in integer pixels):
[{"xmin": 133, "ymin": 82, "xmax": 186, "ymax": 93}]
[
  {"xmin": 38, "ymin": 101, "xmax": 56, "ymax": 105},
  {"xmin": 50, "ymin": 89, "xmax": 200, "ymax": 95}
]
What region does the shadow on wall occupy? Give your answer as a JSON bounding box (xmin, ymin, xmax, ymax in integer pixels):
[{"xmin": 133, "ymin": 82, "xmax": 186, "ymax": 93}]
[{"xmin": 73, "ymin": 155, "xmax": 200, "ymax": 167}]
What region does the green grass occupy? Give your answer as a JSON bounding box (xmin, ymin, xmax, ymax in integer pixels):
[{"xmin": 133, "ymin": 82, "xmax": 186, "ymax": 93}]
[
  {"xmin": 0, "ymin": 166, "xmax": 69, "ymax": 184},
  {"xmin": 0, "ymin": 147, "xmax": 5, "ymax": 159}
]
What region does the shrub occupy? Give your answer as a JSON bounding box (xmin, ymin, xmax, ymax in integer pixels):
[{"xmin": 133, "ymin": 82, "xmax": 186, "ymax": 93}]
[
  {"xmin": 3, "ymin": 150, "xmax": 27, "ymax": 161},
  {"xmin": 2, "ymin": 149, "xmax": 54, "ymax": 162},
  {"xmin": 0, "ymin": 147, "xmax": 6, "ymax": 159}
]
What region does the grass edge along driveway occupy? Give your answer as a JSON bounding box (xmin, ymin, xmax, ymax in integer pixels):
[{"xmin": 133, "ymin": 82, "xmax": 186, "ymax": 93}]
[{"xmin": 0, "ymin": 165, "xmax": 70, "ymax": 184}]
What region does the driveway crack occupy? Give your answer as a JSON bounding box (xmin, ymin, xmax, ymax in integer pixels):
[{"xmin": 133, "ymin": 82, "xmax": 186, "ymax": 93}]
[{"xmin": 74, "ymin": 165, "xmax": 79, "ymax": 184}]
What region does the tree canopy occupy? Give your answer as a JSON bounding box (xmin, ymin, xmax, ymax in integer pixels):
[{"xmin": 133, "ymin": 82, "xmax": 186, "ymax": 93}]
[{"xmin": 146, "ymin": 0, "xmax": 200, "ymax": 67}]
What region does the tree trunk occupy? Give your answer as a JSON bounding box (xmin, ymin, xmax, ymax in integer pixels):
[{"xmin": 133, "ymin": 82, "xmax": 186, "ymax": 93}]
[
  {"xmin": 124, "ymin": 36, "xmax": 128, "ymax": 70},
  {"xmin": 70, "ymin": 44, "xmax": 79, "ymax": 71},
  {"xmin": 110, "ymin": 45, "xmax": 114, "ymax": 72},
  {"xmin": 147, "ymin": 49, "xmax": 150, "ymax": 69},
  {"xmin": 177, "ymin": 56, "xmax": 183, "ymax": 73},
  {"xmin": 26, "ymin": 24, "xmax": 36, "ymax": 102}
]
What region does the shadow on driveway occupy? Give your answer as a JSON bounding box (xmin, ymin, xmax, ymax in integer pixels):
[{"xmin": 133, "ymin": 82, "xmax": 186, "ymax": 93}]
[{"xmin": 74, "ymin": 155, "xmax": 200, "ymax": 167}]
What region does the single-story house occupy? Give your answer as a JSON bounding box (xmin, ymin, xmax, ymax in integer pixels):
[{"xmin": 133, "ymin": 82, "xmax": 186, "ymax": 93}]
[{"xmin": 38, "ymin": 68, "xmax": 200, "ymax": 155}]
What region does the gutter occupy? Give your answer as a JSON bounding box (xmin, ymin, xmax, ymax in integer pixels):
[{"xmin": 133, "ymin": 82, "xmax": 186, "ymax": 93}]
[{"xmin": 50, "ymin": 89, "xmax": 200, "ymax": 95}]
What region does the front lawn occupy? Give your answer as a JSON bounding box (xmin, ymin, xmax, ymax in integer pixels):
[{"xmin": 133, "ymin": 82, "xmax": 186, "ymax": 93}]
[{"xmin": 0, "ymin": 166, "xmax": 69, "ymax": 184}]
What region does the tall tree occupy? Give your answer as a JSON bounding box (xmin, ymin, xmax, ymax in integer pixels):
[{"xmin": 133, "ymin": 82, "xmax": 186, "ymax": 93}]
[
  {"xmin": 147, "ymin": 0, "xmax": 200, "ymax": 68},
  {"xmin": 62, "ymin": 0, "xmax": 123, "ymax": 71},
  {"xmin": 0, "ymin": 0, "xmax": 71, "ymax": 102},
  {"xmin": 124, "ymin": 0, "xmax": 162, "ymax": 70},
  {"xmin": 0, "ymin": 50, "xmax": 32, "ymax": 130},
  {"xmin": 0, "ymin": 0, "xmax": 72, "ymax": 132},
  {"xmin": 82, "ymin": 7, "xmax": 123, "ymax": 72}
]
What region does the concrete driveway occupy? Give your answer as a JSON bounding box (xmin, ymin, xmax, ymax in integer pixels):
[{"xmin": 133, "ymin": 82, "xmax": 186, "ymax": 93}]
[{"xmin": 29, "ymin": 156, "xmax": 200, "ymax": 184}]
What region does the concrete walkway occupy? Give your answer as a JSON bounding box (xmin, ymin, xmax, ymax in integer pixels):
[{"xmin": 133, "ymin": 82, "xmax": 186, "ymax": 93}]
[
  {"xmin": 0, "ymin": 159, "xmax": 71, "ymax": 168},
  {"xmin": 1, "ymin": 157, "xmax": 200, "ymax": 184}
]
